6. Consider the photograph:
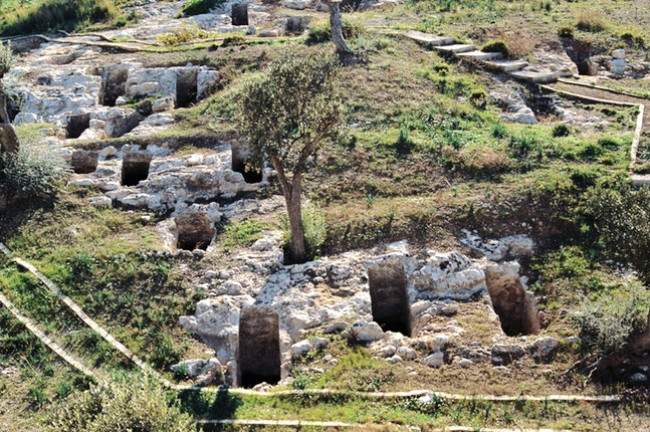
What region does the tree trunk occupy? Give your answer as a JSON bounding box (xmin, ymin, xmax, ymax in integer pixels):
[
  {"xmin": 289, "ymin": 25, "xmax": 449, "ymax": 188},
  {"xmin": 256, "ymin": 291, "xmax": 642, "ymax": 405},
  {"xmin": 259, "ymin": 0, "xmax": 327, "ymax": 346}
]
[
  {"xmin": 328, "ymin": 0, "xmax": 352, "ymax": 55},
  {"xmin": 285, "ymin": 176, "xmax": 307, "ymax": 264},
  {"xmin": 0, "ymin": 123, "xmax": 19, "ymax": 155},
  {"xmin": 0, "ymin": 92, "xmax": 18, "ymax": 155}
]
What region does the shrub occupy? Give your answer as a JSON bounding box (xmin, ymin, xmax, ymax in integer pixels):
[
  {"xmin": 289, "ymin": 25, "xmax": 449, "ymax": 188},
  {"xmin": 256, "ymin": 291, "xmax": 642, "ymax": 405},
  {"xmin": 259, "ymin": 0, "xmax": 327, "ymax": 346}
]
[
  {"xmin": 618, "ymin": 27, "xmax": 646, "ymax": 48},
  {"xmin": 576, "ymin": 9, "xmax": 607, "ymax": 32},
  {"xmin": 552, "ymin": 124, "xmax": 571, "ymax": 137},
  {"xmin": 156, "ymin": 23, "xmax": 206, "ymax": 45},
  {"xmin": 468, "ymin": 88, "xmax": 488, "ymax": 110},
  {"xmin": 0, "ymin": 126, "xmax": 66, "ymax": 204},
  {"xmin": 558, "ymin": 26, "xmax": 574, "ymax": 38},
  {"xmin": 395, "ymin": 128, "xmax": 415, "ymax": 156},
  {"xmin": 573, "ymin": 281, "xmax": 649, "ymax": 355},
  {"xmin": 481, "ymin": 39, "xmax": 509, "ymax": 56},
  {"xmin": 302, "ymin": 203, "xmax": 327, "ymax": 260},
  {"xmin": 306, "ymin": 19, "xmax": 364, "ymax": 45},
  {"xmin": 585, "ymin": 185, "xmax": 650, "ymax": 282},
  {"xmin": 182, "ymin": 0, "xmax": 225, "ymax": 16},
  {"xmin": 46, "ymin": 375, "xmax": 195, "ymax": 432}
]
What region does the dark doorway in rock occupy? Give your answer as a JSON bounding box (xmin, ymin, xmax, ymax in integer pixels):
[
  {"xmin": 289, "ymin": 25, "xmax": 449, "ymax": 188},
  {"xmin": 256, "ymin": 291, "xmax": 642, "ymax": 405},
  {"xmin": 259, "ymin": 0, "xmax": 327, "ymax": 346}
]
[
  {"xmin": 66, "ymin": 113, "xmax": 91, "ymax": 139},
  {"xmin": 100, "ymin": 65, "xmax": 129, "ymax": 107},
  {"xmin": 70, "ymin": 150, "xmax": 98, "ymax": 174},
  {"xmin": 231, "ymin": 3, "xmax": 248, "ymax": 26},
  {"xmin": 368, "ymin": 258, "xmax": 412, "ymax": 336},
  {"xmin": 121, "ymin": 152, "xmax": 152, "ymax": 186},
  {"xmin": 176, "ymin": 69, "xmax": 198, "ymax": 108},
  {"xmin": 231, "ymin": 141, "xmax": 263, "ymax": 183},
  {"xmin": 485, "ymin": 267, "xmax": 541, "ymax": 336},
  {"xmin": 238, "ymin": 306, "xmax": 281, "ymax": 388},
  {"xmin": 561, "ymin": 38, "xmax": 598, "ymax": 76},
  {"xmin": 175, "ymin": 212, "xmax": 215, "ymax": 250}
]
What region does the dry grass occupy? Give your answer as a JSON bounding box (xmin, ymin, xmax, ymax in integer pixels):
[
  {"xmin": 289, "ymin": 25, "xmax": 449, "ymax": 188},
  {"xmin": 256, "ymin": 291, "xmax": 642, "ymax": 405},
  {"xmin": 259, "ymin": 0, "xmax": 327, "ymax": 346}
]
[{"xmin": 575, "ymin": 8, "xmax": 608, "ymax": 32}]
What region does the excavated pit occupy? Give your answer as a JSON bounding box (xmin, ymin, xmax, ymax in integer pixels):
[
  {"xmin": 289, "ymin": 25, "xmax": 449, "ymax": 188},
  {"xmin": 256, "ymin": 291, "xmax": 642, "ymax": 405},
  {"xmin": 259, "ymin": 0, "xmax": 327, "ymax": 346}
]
[
  {"xmin": 238, "ymin": 306, "xmax": 281, "ymax": 388},
  {"xmin": 231, "ymin": 3, "xmax": 249, "ymax": 26},
  {"xmin": 562, "ymin": 39, "xmax": 598, "ymax": 76},
  {"xmin": 231, "ymin": 141, "xmax": 263, "ymax": 183},
  {"xmin": 176, "ymin": 69, "xmax": 198, "ymax": 108},
  {"xmin": 175, "ymin": 212, "xmax": 215, "ymax": 251},
  {"xmin": 485, "ymin": 267, "xmax": 540, "ymax": 336},
  {"xmin": 100, "ymin": 65, "xmax": 129, "ymax": 107},
  {"xmin": 368, "ymin": 258, "xmax": 412, "ymax": 336},
  {"xmin": 66, "ymin": 113, "xmax": 90, "ymax": 139},
  {"xmin": 70, "ymin": 150, "xmax": 98, "ymax": 174},
  {"xmin": 121, "ymin": 152, "xmax": 152, "ymax": 186}
]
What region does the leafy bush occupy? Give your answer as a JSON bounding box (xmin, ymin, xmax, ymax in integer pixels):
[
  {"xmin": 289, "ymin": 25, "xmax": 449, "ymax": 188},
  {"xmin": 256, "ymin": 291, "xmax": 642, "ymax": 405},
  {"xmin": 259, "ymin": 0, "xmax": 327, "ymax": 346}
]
[
  {"xmin": 46, "ymin": 375, "xmax": 195, "ymax": 432},
  {"xmin": 0, "ymin": 0, "xmax": 118, "ymax": 36},
  {"xmin": 0, "ymin": 126, "xmax": 66, "ymax": 204},
  {"xmin": 573, "ymin": 281, "xmax": 649, "ymax": 355},
  {"xmin": 306, "ymin": 19, "xmax": 365, "ymax": 45},
  {"xmin": 182, "ymin": 0, "xmax": 225, "ymax": 16},
  {"xmin": 618, "ymin": 27, "xmax": 646, "ymax": 48}
]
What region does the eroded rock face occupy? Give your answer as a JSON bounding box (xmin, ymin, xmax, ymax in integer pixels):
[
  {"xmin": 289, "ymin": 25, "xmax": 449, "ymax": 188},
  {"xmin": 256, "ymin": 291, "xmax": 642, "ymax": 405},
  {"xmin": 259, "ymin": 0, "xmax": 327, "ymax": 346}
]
[{"xmin": 485, "ymin": 265, "xmax": 540, "ymax": 336}]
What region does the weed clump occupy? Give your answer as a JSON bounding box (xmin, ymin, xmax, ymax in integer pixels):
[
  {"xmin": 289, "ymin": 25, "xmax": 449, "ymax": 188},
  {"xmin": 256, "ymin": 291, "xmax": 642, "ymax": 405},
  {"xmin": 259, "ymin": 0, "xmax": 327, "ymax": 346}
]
[
  {"xmin": 575, "ymin": 9, "xmax": 607, "ymax": 32},
  {"xmin": 481, "ymin": 39, "xmax": 509, "ymax": 56},
  {"xmin": 552, "ymin": 124, "xmax": 571, "ymax": 137}
]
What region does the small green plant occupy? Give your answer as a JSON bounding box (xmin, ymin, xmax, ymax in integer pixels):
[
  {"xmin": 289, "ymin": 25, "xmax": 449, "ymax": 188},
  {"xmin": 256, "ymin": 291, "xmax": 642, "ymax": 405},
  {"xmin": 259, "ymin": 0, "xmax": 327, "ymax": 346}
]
[
  {"xmin": 481, "ymin": 39, "xmax": 509, "ymax": 56},
  {"xmin": 552, "ymin": 124, "xmax": 571, "ymax": 137},
  {"xmin": 302, "ymin": 203, "xmax": 327, "ymax": 260},
  {"xmin": 395, "ymin": 128, "xmax": 415, "ymax": 156},
  {"xmin": 222, "ymin": 219, "xmax": 268, "ymax": 251},
  {"xmin": 468, "ymin": 88, "xmax": 488, "ymax": 110},
  {"xmin": 492, "ymin": 122, "xmax": 507, "ymax": 139},
  {"xmin": 291, "ymin": 373, "xmax": 312, "ymax": 390}
]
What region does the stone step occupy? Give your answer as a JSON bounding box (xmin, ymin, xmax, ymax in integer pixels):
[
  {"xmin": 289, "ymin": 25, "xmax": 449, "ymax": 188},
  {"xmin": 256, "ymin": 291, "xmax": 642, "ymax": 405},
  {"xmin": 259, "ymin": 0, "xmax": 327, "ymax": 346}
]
[
  {"xmin": 483, "ymin": 59, "xmax": 529, "ymax": 72},
  {"xmin": 404, "ymin": 31, "xmax": 455, "ymax": 48},
  {"xmin": 435, "ymin": 44, "xmax": 476, "ymax": 54},
  {"xmin": 456, "ymin": 50, "xmax": 503, "ymax": 61},
  {"xmin": 509, "ymin": 69, "xmax": 558, "ymax": 84},
  {"xmin": 631, "ymin": 174, "xmax": 650, "ymax": 187}
]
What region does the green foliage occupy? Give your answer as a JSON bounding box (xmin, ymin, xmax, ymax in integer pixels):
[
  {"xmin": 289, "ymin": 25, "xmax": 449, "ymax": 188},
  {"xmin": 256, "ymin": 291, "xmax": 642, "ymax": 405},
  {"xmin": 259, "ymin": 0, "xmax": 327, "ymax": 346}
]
[
  {"xmin": 306, "ymin": 19, "xmax": 365, "ymax": 45},
  {"xmin": 0, "ymin": 126, "xmax": 66, "ymax": 202},
  {"xmin": 481, "ymin": 39, "xmax": 509, "ymax": 56},
  {"xmin": 573, "ymin": 281, "xmax": 649, "ymax": 355},
  {"xmin": 0, "ymin": 0, "xmax": 118, "ymax": 36},
  {"xmin": 585, "ymin": 184, "xmax": 650, "ymax": 282},
  {"xmin": 156, "ymin": 23, "xmax": 207, "ymax": 46},
  {"xmin": 618, "ymin": 27, "xmax": 646, "ymax": 48},
  {"xmin": 468, "ymin": 88, "xmax": 488, "ymax": 110},
  {"xmin": 552, "ymin": 124, "xmax": 571, "ymax": 138},
  {"xmin": 222, "ymin": 219, "xmax": 268, "ymax": 251},
  {"xmin": 182, "ymin": 0, "xmax": 225, "ymax": 16},
  {"xmin": 302, "ymin": 203, "xmax": 327, "ymax": 260},
  {"xmin": 46, "ymin": 374, "xmax": 195, "ymax": 432},
  {"xmin": 0, "ymin": 41, "xmax": 14, "ymax": 79}
]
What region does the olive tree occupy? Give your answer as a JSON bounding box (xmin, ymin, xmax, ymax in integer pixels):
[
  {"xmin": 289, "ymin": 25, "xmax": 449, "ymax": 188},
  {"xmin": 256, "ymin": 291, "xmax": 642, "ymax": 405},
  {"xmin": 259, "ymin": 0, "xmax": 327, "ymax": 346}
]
[
  {"xmin": 0, "ymin": 41, "xmax": 18, "ymax": 155},
  {"xmin": 327, "ymin": 0, "xmax": 352, "ymax": 55},
  {"xmin": 235, "ymin": 50, "xmax": 340, "ymax": 263}
]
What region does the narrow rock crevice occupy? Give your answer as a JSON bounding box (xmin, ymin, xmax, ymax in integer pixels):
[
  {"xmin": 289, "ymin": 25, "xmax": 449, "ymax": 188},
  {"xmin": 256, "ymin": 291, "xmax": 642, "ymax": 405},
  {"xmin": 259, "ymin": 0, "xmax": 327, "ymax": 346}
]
[{"xmin": 485, "ymin": 267, "xmax": 540, "ymax": 336}]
